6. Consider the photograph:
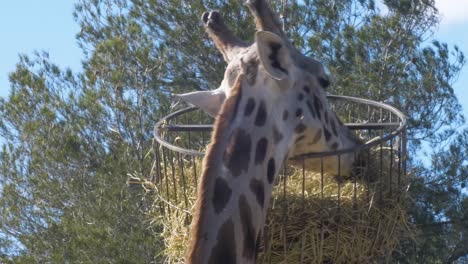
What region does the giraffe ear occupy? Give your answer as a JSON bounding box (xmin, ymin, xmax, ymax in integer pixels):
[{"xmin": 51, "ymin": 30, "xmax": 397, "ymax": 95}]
[
  {"xmin": 256, "ymin": 31, "xmax": 292, "ymax": 80},
  {"xmin": 174, "ymin": 88, "xmax": 226, "ymax": 117}
]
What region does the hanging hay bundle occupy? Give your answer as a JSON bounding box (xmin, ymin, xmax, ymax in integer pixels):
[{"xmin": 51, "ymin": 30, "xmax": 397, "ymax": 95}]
[
  {"xmin": 258, "ymin": 162, "xmax": 412, "ymax": 264},
  {"xmin": 141, "ymin": 148, "xmax": 412, "ymax": 264}
]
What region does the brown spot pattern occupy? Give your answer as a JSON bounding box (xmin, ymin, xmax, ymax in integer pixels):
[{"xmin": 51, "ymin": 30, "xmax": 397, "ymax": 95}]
[
  {"xmin": 255, "ymin": 138, "xmax": 268, "ymax": 165},
  {"xmin": 244, "ymin": 97, "xmax": 256, "ymax": 117},
  {"xmin": 324, "ymin": 127, "xmax": 332, "ymax": 142},
  {"xmin": 306, "ymin": 100, "xmax": 316, "ymax": 119},
  {"xmin": 223, "ymin": 128, "xmax": 252, "ymax": 177},
  {"xmin": 239, "ymin": 195, "xmax": 256, "ymax": 260},
  {"xmin": 267, "ymin": 158, "xmax": 276, "ymax": 184},
  {"xmin": 212, "ymin": 177, "xmax": 232, "ymax": 214},
  {"xmin": 250, "ymin": 178, "xmax": 265, "ymax": 208},
  {"xmin": 207, "ymin": 219, "xmax": 237, "ymax": 264},
  {"xmin": 297, "ymin": 93, "xmax": 304, "ymax": 101},
  {"xmin": 272, "ymin": 125, "xmax": 284, "ymax": 143},
  {"xmin": 255, "ymin": 101, "xmax": 267, "ymax": 126}
]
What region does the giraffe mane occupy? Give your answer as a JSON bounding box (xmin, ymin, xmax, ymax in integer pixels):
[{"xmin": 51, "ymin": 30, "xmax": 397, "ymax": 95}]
[{"xmin": 186, "ymin": 73, "xmax": 245, "ymax": 263}]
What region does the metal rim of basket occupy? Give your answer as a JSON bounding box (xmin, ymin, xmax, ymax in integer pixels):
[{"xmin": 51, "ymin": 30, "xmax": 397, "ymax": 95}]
[{"xmin": 154, "ymin": 95, "xmax": 407, "ymax": 159}]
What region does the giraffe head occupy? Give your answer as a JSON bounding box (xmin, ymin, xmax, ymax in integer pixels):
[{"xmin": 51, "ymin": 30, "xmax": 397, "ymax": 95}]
[
  {"xmin": 185, "ymin": 1, "xmax": 360, "ymax": 263},
  {"xmin": 178, "ymin": 7, "xmax": 360, "ymax": 176}
]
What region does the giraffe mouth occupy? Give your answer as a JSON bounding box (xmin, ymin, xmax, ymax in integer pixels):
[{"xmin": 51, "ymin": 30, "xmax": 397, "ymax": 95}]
[{"xmin": 202, "ymin": 11, "xmax": 223, "ymax": 33}]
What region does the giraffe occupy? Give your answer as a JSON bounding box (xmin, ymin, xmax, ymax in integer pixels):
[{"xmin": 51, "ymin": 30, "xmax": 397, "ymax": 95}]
[{"xmin": 184, "ymin": 1, "xmax": 360, "ymax": 263}]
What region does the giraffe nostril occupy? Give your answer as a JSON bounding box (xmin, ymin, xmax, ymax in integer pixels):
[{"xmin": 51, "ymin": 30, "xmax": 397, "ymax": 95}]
[
  {"xmin": 209, "ymin": 11, "xmax": 220, "ymax": 23},
  {"xmin": 202, "ymin": 12, "xmax": 209, "ymax": 24}
]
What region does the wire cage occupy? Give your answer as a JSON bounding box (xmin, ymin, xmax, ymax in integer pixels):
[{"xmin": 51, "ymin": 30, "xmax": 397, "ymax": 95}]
[{"xmin": 151, "ymin": 95, "xmax": 409, "ymax": 263}]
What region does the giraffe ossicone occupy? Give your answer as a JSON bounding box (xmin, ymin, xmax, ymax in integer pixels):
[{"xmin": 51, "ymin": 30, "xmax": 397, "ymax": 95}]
[{"xmin": 185, "ymin": 1, "xmax": 360, "ymax": 263}]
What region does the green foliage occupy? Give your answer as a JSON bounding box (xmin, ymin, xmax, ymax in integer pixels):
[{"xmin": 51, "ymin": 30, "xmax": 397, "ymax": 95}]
[
  {"xmin": 0, "ymin": 0, "xmax": 467, "ymax": 262},
  {"xmin": 0, "ymin": 52, "xmax": 163, "ymax": 263}
]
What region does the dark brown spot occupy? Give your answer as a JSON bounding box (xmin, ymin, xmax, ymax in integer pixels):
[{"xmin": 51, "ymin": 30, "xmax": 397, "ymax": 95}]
[
  {"xmin": 244, "ymin": 98, "xmax": 256, "ymax": 117},
  {"xmin": 223, "ymin": 128, "xmax": 252, "ymax": 177},
  {"xmin": 324, "ymin": 127, "xmax": 332, "ymax": 142},
  {"xmin": 272, "ymin": 125, "xmax": 284, "ymax": 143},
  {"xmin": 239, "ymin": 195, "xmax": 256, "ymax": 259},
  {"xmin": 255, "ymin": 138, "xmax": 268, "ymax": 165},
  {"xmin": 255, "ymin": 101, "xmax": 267, "ymax": 126},
  {"xmin": 331, "ymin": 119, "xmax": 338, "ymax": 136},
  {"xmin": 331, "ymin": 142, "xmax": 339, "ymax": 150},
  {"xmin": 267, "ymin": 158, "xmax": 276, "ymax": 184},
  {"xmin": 303, "ymin": 85, "xmax": 310, "ymax": 94},
  {"xmin": 295, "ymin": 123, "xmax": 306, "ymax": 134},
  {"xmin": 309, "ymin": 129, "xmax": 322, "ymax": 145},
  {"xmin": 250, "ymin": 178, "xmax": 265, "ymax": 208},
  {"xmin": 306, "ymin": 100, "xmax": 316, "ymax": 119},
  {"xmin": 282, "ymin": 110, "xmax": 289, "ymax": 120},
  {"xmin": 295, "ymin": 108, "xmax": 303, "ymax": 117},
  {"xmin": 269, "ymin": 43, "xmax": 288, "ymax": 74},
  {"xmin": 212, "ymin": 177, "xmax": 232, "ymax": 214},
  {"xmin": 297, "ymin": 93, "xmax": 304, "ymax": 101},
  {"xmin": 208, "ymin": 219, "xmax": 236, "ymax": 264},
  {"xmin": 318, "ymin": 76, "xmax": 330, "ymax": 88}
]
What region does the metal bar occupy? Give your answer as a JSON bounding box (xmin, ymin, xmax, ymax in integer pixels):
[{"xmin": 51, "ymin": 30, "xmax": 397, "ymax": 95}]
[
  {"xmin": 334, "ymin": 156, "xmax": 341, "ymax": 262},
  {"xmin": 158, "ymin": 122, "xmax": 402, "ymax": 132},
  {"xmin": 282, "ymin": 164, "xmax": 288, "ymax": 261},
  {"xmin": 169, "ymin": 148, "xmax": 179, "ymax": 210},
  {"xmin": 179, "ymin": 153, "xmax": 190, "ymax": 224},
  {"xmin": 353, "ymin": 152, "xmax": 358, "ymax": 210},
  {"xmin": 379, "ymin": 139, "xmax": 383, "ymax": 207},
  {"xmin": 192, "ymin": 155, "xmax": 198, "ymax": 194},
  {"xmin": 389, "ymin": 137, "xmax": 394, "ymax": 198},
  {"xmin": 154, "ymin": 95, "xmax": 407, "ymax": 159},
  {"xmin": 162, "ymin": 147, "xmax": 171, "ymax": 215},
  {"xmin": 154, "ymin": 143, "xmax": 164, "ymax": 215}
]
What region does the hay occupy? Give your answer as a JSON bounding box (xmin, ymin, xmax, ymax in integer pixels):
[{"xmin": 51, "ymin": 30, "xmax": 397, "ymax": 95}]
[
  {"xmin": 143, "ymin": 148, "xmax": 413, "ymax": 264},
  {"xmin": 258, "ymin": 166, "xmax": 411, "ymax": 264}
]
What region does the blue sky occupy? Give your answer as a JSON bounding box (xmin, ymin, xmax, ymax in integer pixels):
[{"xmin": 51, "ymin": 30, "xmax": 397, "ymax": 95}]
[
  {"xmin": 0, "ymin": 1, "xmax": 82, "ymax": 97},
  {"xmin": 0, "ymin": 1, "xmax": 467, "ymax": 119}
]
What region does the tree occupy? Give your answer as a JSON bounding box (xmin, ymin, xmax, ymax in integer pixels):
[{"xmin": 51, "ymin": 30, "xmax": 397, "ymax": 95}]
[{"xmin": 0, "ymin": 0, "xmax": 466, "ymax": 262}]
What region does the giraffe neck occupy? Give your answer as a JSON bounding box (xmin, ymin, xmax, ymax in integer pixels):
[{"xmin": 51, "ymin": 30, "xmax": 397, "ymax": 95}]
[{"xmin": 187, "ymin": 72, "xmax": 290, "ymax": 264}]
